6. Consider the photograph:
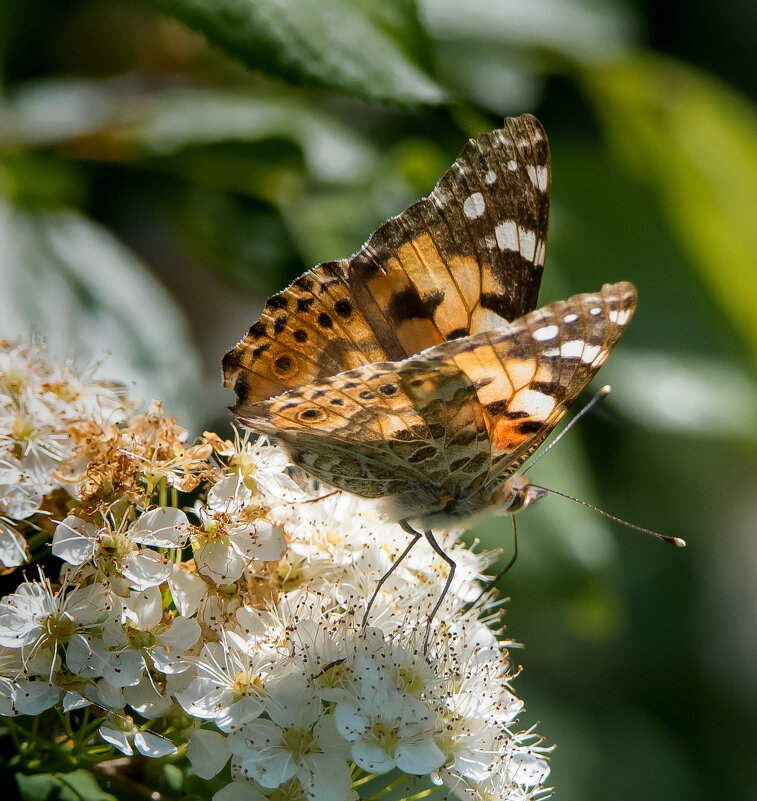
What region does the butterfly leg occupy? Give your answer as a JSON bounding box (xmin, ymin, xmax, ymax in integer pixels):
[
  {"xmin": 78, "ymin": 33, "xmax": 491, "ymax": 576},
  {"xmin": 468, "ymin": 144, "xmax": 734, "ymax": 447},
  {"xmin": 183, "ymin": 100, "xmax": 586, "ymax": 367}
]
[
  {"xmin": 422, "ymin": 530, "xmax": 456, "ymax": 652},
  {"xmin": 362, "ymin": 519, "xmax": 422, "ymax": 627}
]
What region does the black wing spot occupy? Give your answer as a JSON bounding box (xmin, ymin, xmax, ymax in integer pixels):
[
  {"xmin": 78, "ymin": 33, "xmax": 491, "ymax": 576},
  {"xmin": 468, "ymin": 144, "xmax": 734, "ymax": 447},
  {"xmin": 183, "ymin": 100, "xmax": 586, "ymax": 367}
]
[
  {"xmin": 446, "ymin": 327, "xmax": 468, "ymax": 341},
  {"xmin": 516, "ymin": 419, "xmax": 543, "ymax": 434},
  {"xmin": 318, "ymin": 313, "xmax": 334, "ymax": 329},
  {"xmin": 334, "ymin": 299, "xmax": 353, "ymax": 319},
  {"xmin": 293, "ymin": 329, "xmax": 308, "ymax": 343},
  {"xmin": 298, "ymin": 408, "xmax": 325, "ymax": 422},
  {"xmin": 359, "ymin": 390, "xmax": 375, "ymax": 400},
  {"xmin": 330, "ymin": 397, "xmax": 345, "ymax": 406},
  {"xmin": 322, "ymin": 262, "xmax": 343, "ymax": 278},
  {"xmin": 378, "ymin": 383, "xmax": 398, "ymax": 396},
  {"xmin": 273, "ymin": 316, "xmax": 287, "ymax": 335},
  {"xmin": 294, "ymin": 276, "xmax": 315, "ymax": 291},
  {"xmin": 480, "ymin": 292, "xmax": 511, "ymax": 319},
  {"xmin": 248, "ymin": 321, "xmax": 267, "ymax": 338},
  {"xmin": 531, "ymin": 381, "xmax": 559, "ymax": 395},
  {"xmin": 297, "ymin": 297, "xmax": 314, "ymax": 312},
  {"xmin": 266, "ymin": 294, "xmax": 288, "ymax": 311},
  {"xmin": 274, "ymin": 355, "xmax": 294, "ymax": 374},
  {"xmin": 252, "ymin": 343, "xmax": 271, "ymax": 359},
  {"xmin": 388, "ymin": 287, "xmax": 444, "ymax": 322}
]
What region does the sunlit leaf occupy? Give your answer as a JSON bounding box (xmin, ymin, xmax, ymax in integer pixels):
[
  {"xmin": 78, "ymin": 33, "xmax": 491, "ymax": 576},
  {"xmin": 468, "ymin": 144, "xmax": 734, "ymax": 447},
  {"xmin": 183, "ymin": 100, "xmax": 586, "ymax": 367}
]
[
  {"xmin": 602, "ymin": 349, "xmax": 757, "ymax": 443},
  {"xmin": 584, "ymin": 54, "xmax": 757, "ymax": 367},
  {"xmin": 419, "ymin": 0, "xmax": 634, "ymax": 62},
  {"xmin": 147, "ymin": 0, "xmax": 446, "ymax": 106},
  {"xmin": 0, "ymin": 196, "xmax": 202, "ymax": 426}
]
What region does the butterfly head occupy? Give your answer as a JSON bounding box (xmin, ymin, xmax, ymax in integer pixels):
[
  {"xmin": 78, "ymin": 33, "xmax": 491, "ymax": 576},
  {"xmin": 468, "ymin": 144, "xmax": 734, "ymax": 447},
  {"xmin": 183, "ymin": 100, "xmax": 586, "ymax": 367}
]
[{"xmin": 492, "ymin": 473, "xmax": 548, "ymax": 515}]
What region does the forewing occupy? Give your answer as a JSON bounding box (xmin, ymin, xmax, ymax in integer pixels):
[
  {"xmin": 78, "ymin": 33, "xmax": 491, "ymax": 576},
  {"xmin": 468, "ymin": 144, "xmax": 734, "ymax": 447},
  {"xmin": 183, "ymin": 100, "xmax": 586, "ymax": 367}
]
[
  {"xmin": 233, "ymin": 358, "xmax": 491, "ymax": 499},
  {"xmin": 223, "ymin": 114, "xmax": 550, "ymax": 405},
  {"xmin": 438, "ymin": 281, "xmax": 638, "ymax": 484}
]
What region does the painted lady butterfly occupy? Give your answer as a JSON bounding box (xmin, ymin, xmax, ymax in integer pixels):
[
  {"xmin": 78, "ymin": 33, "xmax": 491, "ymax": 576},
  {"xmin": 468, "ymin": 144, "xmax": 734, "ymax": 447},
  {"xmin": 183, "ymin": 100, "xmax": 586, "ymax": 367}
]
[{"xmin": 223, "ymin": 114, "xmax": 635, "ymax": 557}]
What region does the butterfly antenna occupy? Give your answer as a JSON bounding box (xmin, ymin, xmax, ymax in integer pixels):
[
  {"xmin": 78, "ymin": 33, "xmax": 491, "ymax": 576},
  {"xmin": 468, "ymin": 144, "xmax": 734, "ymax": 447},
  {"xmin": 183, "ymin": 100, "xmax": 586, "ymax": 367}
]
[
  {"xmin": 531, "ymin": 484, "xmax": 686, "ymax": 547},
  {"xmin": 523, "ymin": 385, "xmax": 611, "ymax": 475}
]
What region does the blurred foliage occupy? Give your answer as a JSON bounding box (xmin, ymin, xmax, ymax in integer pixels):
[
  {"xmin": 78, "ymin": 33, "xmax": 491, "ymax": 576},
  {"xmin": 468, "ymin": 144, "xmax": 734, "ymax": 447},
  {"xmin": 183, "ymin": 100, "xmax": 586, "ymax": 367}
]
[{"xmin": 1, "ymin": 0, "xmax": 756, "ymax": 800}]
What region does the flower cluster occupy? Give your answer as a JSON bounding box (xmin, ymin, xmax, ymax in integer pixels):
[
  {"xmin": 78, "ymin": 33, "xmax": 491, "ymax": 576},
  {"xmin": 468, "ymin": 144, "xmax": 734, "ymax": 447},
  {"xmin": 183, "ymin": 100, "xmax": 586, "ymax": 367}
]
[{"xmin": 0, "ymin": 339, "xmax": 550, "ymax": 801}]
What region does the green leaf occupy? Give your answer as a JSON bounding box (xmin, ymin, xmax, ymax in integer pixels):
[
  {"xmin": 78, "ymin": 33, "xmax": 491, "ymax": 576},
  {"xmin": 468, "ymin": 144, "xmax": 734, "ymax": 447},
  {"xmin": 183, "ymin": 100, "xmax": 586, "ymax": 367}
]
[
  {"xmin": 583, "ymin": 54, "xmax": 757, "ymax": 367},
  {"xmin": 146, "ymin": 0, "xmax": 446, "ymax": 106},
  {"xmin": 16, "ymin": 770, "xmax": 116, "ymax": 801}
]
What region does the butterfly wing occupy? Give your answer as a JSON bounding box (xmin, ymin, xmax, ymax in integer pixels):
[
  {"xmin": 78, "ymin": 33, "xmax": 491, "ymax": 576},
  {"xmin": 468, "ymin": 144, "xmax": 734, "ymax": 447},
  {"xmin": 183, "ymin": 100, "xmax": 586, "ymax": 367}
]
[
  {"xmin": 233, "ymin": 356, "xmax": 492, "ymax": 500},
  {"xmin": 223, "ymin": 114, "xmax": 550, "ymax": 405},
  {"xmin": 233, "ymin": 283, "xmax": 636, "ymax": 521},
  {"xmin": 453, "ymin": 281, "xmax": 638, "ymax": 484}
]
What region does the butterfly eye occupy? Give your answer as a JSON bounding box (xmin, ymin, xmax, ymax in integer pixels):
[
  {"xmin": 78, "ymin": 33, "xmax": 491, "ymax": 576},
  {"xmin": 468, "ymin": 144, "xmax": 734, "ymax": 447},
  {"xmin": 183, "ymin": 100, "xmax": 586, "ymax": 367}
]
[
  {"xmin": 297, "ymin": 408, "xmax": 325, "ymax": 422},
  {"xmin": 272, "ymin": 354, "xmax": 296, "ymax": 377}
]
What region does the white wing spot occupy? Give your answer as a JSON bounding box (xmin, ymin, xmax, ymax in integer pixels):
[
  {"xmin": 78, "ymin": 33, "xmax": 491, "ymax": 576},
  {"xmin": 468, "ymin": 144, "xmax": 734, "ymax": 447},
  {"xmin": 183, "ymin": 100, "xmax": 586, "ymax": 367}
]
[
  {"xmin": 484, "ymin": 170, "xmax": 497, "ymax": 184},
  {"xmin": 560, "ymin": 341, "xmax": 584, "ymax": 359},
  {"xmin": 507, "ymin": 159, "xmax": 517, "ymax": 171},
  {"xmin": 537, "ymin": 165, "xmax": 549, "ymax": 191},
  {"xmin": 608, "ymin": 308, "xmax": 630, "ymax": 325},
  {"xmin": 563, "ymin": 313, "xmax": 579, "ymax": 324},
  {"xmin": 589, "ymin": 307, "xmax": 602, "ymax": 316},
  {"xmin": 542, "ymin": 348, "xmax": 559, "ymax": 358},
  {"xmin": 581, "ymin": 344, "xmax": 602, "ymax": 364},
  {"xmin": 519, "ymin": 228, "xmax": 537, "ymax": 261},
  {"xmin": 495, "ymin": 220, "xmax": 518, "ymax": 251},
  {"xmin": 509, "ymin": 389, "xmax": 556, "ymax": 418},
  {"xmin": 526, "ymin": 165, "xmax": 538, "ymax": 187},
  {"xmin": 463, "ymin": 192, "xmax": 486, "ymax": 219},
  {"xmin": 533, "ymin": 325, "xmax": 558, "ymax": 341}
]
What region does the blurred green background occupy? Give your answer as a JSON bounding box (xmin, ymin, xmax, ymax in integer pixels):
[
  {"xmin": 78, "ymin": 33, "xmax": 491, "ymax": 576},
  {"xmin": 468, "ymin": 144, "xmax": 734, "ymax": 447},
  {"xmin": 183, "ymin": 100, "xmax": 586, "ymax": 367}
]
[{"xmin": 1, "ymin": 1, "xmax": 756, "ymax": 799}]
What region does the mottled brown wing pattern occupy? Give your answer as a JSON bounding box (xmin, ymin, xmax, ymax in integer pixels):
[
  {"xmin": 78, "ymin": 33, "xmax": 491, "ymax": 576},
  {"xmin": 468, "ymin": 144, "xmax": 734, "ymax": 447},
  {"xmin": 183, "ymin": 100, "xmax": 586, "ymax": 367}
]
[
  {"xmin": 232, "ymin": 356, "xmax": 491, "ymax": 500},
  {"xmin": 232, "ymin": 283, "xmax": 636, "ymax": 516},
  {"xmin": 222, "ymin": 114, "xmax": 550, "ymax": 406}
]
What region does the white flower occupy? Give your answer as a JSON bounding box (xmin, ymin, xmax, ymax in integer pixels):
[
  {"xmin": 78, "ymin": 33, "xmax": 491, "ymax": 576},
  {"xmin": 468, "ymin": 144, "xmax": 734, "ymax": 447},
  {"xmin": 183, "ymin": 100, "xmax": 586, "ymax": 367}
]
[
  {"xmin": 67, "ymin": 587, "xmax": 200, "ymax": 687},
  {"xmin": 52, "ymin": 508, "xmax": 190, "ymax": 590},
  {"xmin": 0, "ymin": 648, "xmax": 61, "ymax": 716},
  {"xmin": 176, "ymin": 630, "xmax": 279, "ymax": 732},
  {"xmin": 99, "ymin": 712, "xmax": 178, "ymax": 758},
  {"xmin": 228, "ymin": 671, "xmax": 352, "ymax": 801},
  {"xmin": 0, "ymin": 454, "xmax": 54, "ymax": 520},
  {"xmin": 0, "ymin": 574, "xmax": 110, "ymax": 667},
  {"xmin": 193, "ymin": 477, "xmax": 286, "ymax": 584},
  {"xmin": 334, "ymin": 655, "xmax": 446, "ymax": 775}
]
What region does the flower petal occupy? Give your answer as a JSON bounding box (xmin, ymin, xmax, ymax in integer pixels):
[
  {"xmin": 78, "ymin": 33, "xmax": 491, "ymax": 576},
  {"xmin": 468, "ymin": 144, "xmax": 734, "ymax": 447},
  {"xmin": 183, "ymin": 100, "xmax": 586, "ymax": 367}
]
[
  {"xmin": 130, "ymin": 507, "xmax": 190, "ymax": 547},
  {"xmin": 187, "ymin": 729, "xmax": 230, "ymax": 779},
  {"xmin": 122, "ymin": 550, "xmax": 171, "ymax": 591},
  {"xmin": 51, "ymin": 515, "xmax": 97, "ymax": 565},
  {"xmin": 135, "ymin": 731, "xmax": 178, "ymax": 758}
]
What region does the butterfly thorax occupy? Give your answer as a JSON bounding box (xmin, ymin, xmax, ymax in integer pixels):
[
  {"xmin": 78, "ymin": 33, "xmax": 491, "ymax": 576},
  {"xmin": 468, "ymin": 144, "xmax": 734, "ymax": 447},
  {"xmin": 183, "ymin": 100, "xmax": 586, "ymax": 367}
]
[{"xmin": 384, "ymin": 471, "xmax": 548, "ymax": 530}]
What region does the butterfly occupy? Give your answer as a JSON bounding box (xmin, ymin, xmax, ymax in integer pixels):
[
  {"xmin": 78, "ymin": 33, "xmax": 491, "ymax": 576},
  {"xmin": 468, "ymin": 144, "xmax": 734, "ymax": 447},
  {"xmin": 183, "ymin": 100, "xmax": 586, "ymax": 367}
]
[{"xmin": 222, "ymin": 114, "xmax": 636, "ymax": 614}]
